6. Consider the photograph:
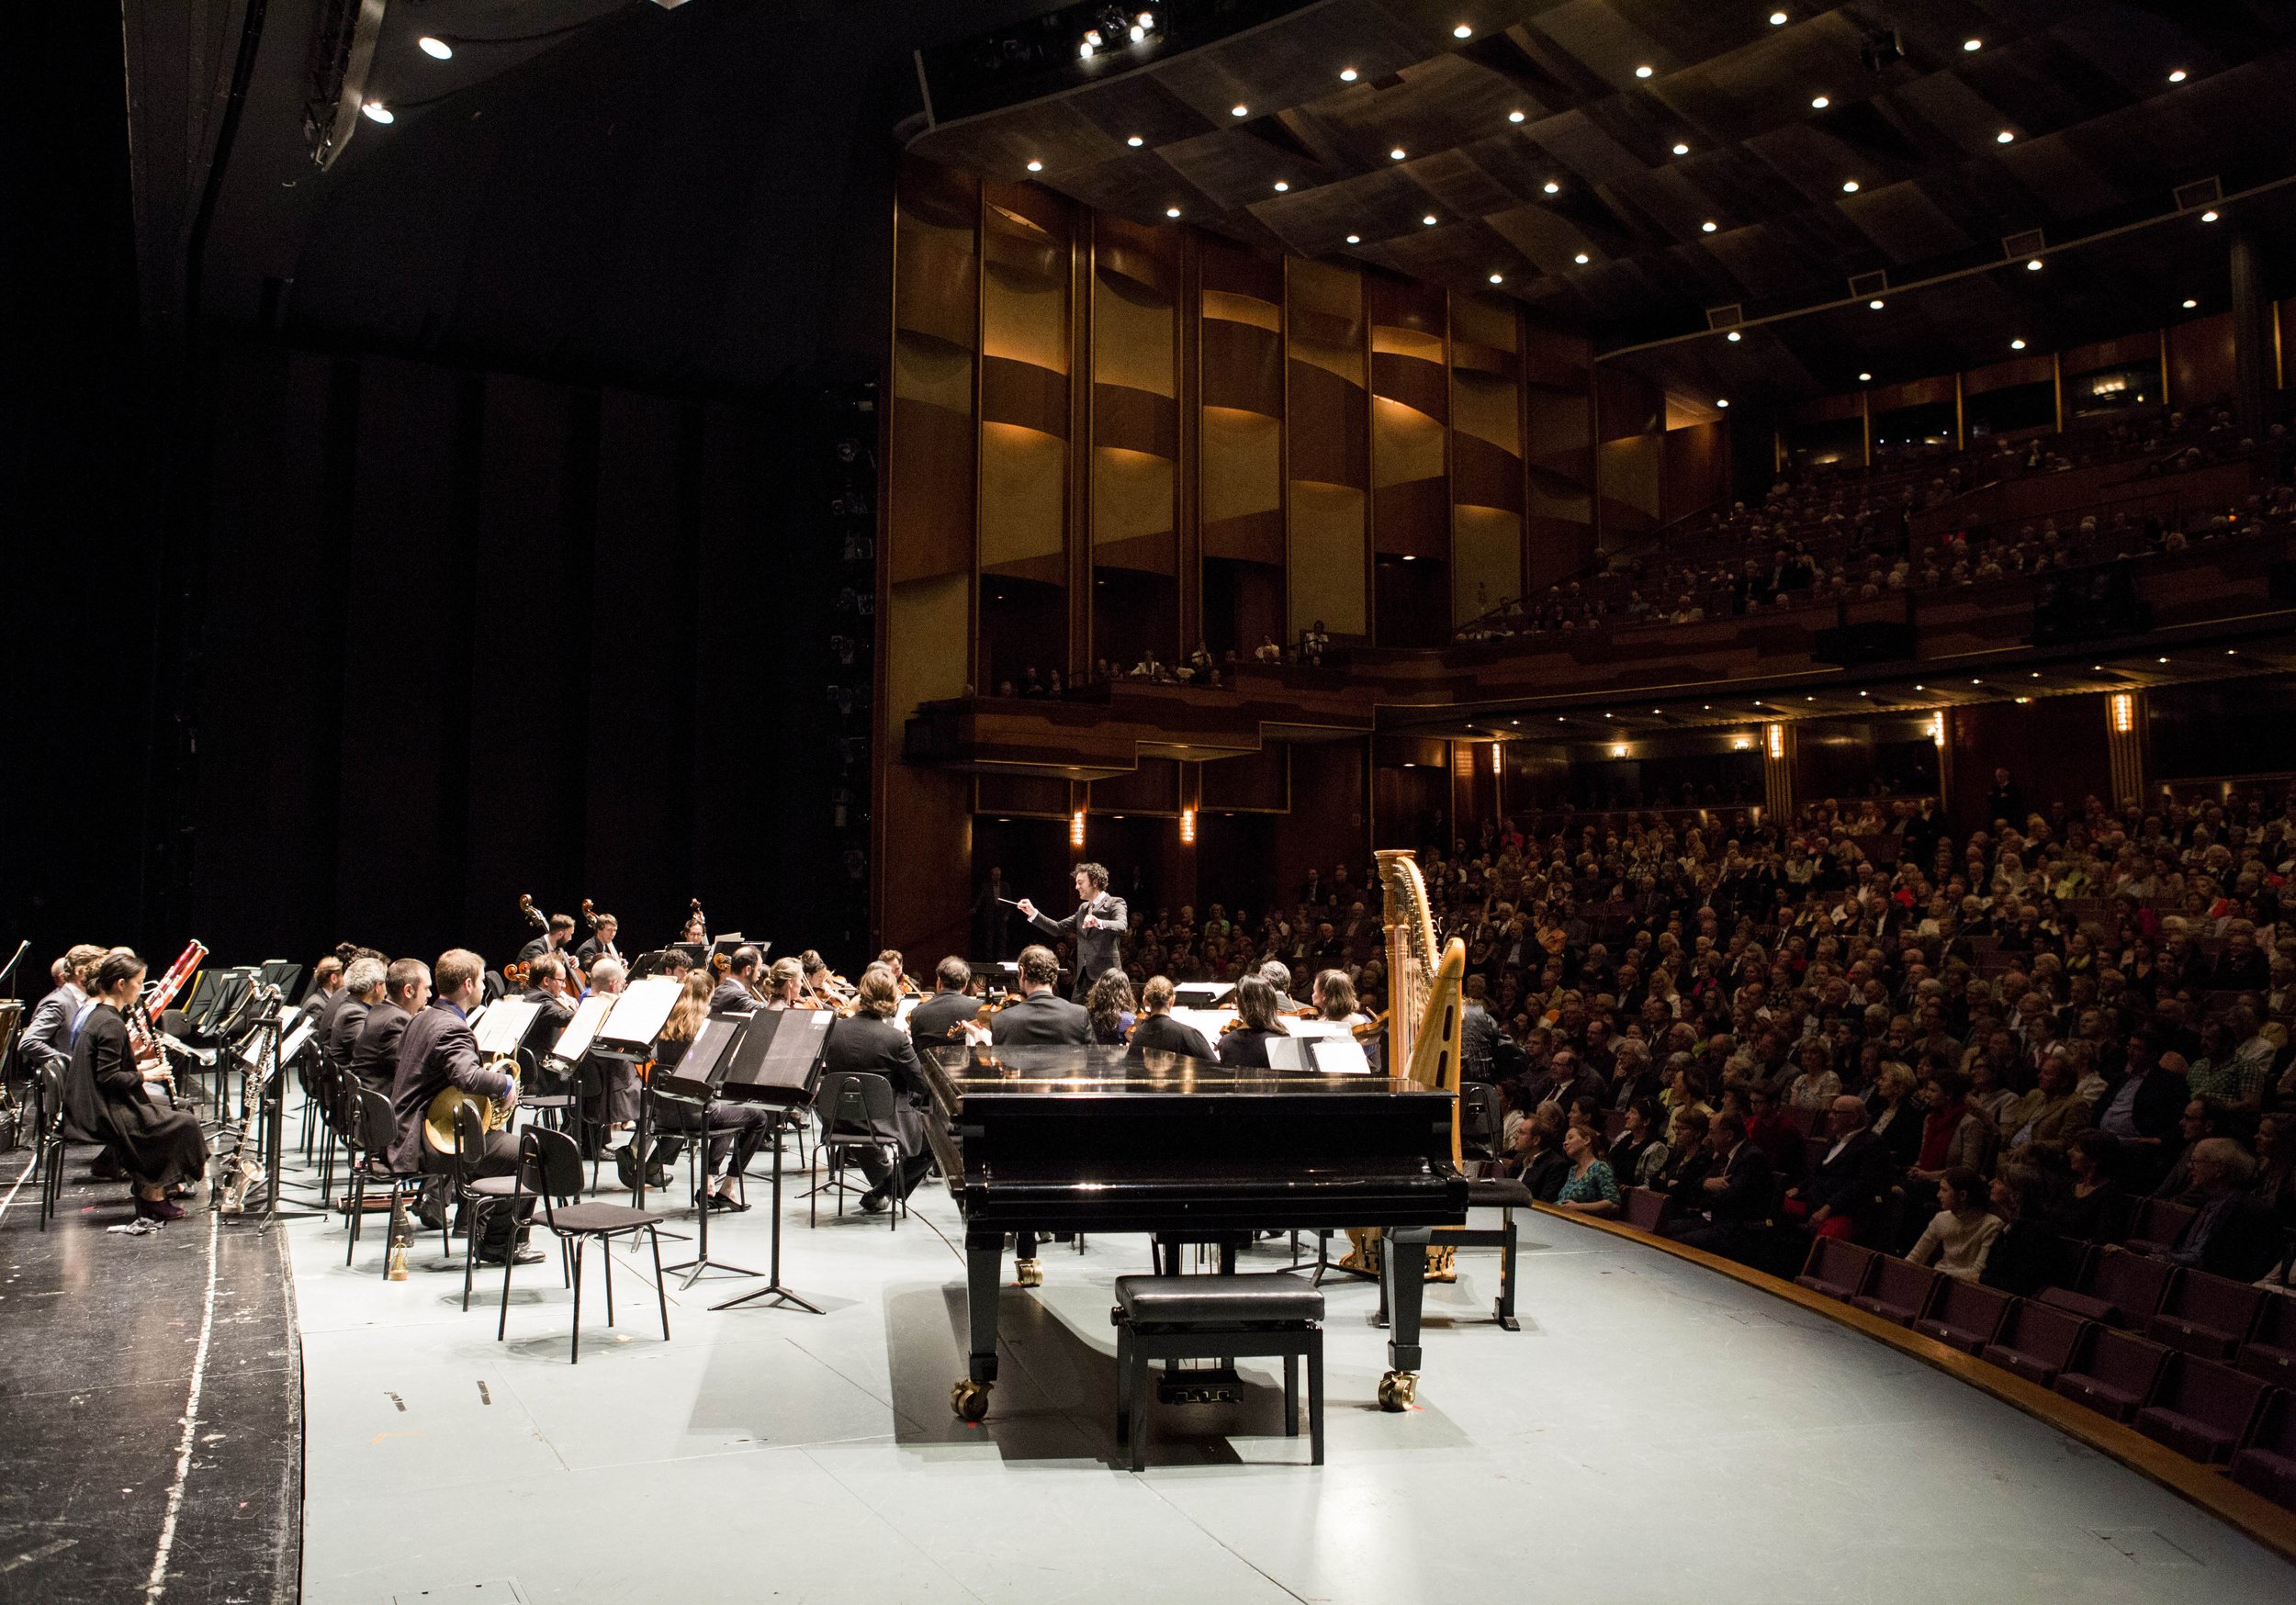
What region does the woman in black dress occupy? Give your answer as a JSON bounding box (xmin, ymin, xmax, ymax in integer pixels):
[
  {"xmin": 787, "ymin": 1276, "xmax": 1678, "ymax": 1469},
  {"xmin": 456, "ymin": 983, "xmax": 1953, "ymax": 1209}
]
[
  {"xmin": 73, "ymin": 948, "xmax": 208, "ymax": 1220},
  {"xmin": 1214, "ymin": 976, "xmax": 1286, "ymax": 1069}
]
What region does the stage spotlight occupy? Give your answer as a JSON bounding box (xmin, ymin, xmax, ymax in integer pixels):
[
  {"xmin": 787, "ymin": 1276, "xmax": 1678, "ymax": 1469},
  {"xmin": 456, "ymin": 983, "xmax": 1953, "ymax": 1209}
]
[{"xmin": 418, "ymin": 36, "xmax": 453, "ymax": 60}]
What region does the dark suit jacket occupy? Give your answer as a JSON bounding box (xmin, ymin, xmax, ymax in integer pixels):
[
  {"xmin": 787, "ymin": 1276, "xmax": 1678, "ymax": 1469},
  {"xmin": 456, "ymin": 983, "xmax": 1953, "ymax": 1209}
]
[
  {"xmin": 1702, "ymin": 1142, "xmax": 1775, "ymax": 1225},
  {"xmin": 323, "ymin": 997, "xmax": 373, "ymax": 1069},
  {"xmin": 1128, "ymin": 1012, "xmax": 1215, "ymax": 1061},
  {"xmin": 1216, "ymin": 1025, "xmax": 1284, "ymax": 1069},
  {"xmin": 348, "ymin": 1000, "xmax": 411, "ymax": 1094},
  {"xmin": 388, "ymin": 1001, "xmax": 512, "ymax": 1171},
  {"xmin": 820, "ymin": 1012, "xmax": 931, "ymax": 1155},
  {"xmin": 1796, "ymin": 1128, "xmax": 1891, "ymax": 1223},
  {"xmin": 907, "ymin": 990, "xmax": 977, "ymax": 1051},
  {"xmin": 1029, "ymin": 892, "xmax": 1128, "ymax": 991},
  {"xmin": 709, "ymin": 979, "xmax": 758, "ymax": 1015},
  {"xmin": 989, "ymin": 991, "xmax": 1092, "ymax": 1046}
]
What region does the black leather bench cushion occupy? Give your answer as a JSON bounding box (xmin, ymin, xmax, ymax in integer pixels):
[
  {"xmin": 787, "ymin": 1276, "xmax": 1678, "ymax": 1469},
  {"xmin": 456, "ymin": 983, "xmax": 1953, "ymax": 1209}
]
[{"xmin": 1116, "ymin": 1273, "xmax": 1325, "ymax": 1326}]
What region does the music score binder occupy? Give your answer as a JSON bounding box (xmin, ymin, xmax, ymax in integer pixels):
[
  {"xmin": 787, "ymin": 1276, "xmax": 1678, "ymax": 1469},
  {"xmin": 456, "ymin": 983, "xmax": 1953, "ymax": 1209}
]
[
  {"xmin": 718, "ymin": 1008, "xmax": 832, "ymax": 1107},
  {"xmin": 652, "ymin": 1013, "xmax": 748, "ymax": 1104},
  {"xmin": 473, "ymin": 996, "xmax": 543, "ymax": 1056},
  {"xmin": 550, "ymin": 993, "xmax": 614, "ymax": 1064},
  {"xmin": 594, "ymin": 975, "xmax": 682, "ymax": 1056}
]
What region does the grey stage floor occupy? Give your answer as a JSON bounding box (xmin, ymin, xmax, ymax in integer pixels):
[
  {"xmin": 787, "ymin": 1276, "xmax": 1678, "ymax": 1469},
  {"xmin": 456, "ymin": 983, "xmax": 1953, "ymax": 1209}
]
[{"xmin": 287, "ymin": 1145, "xmax": 2296, "ymax": 1605}]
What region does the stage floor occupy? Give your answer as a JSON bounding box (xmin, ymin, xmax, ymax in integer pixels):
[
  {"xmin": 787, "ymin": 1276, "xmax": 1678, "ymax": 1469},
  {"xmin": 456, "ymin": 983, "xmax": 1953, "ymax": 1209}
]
[{"xmin": 275, "ymin": 1139, "xmax": 2296, "ymax": 1605}]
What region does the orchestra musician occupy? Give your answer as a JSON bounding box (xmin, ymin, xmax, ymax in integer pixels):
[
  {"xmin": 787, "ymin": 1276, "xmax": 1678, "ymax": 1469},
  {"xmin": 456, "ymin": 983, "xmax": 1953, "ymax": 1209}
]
[
  {"xmin": 1015, "ymin": 862, "xmax": 1126, "ymax": 1000},
  {"xmin": 712, "ymin": 946, "xmax": 764, "ymax": 1013},
  {"xmin": 19, "ymin": 943, "xmax": 103, "ymax": 1093},
  {"xmin": 818, "ymin": 966, "xmax": 936, "ymax": 1213},
  {"xmin": 1256, "ymin": 960, "xmax": 1300, "ymax": 1013},
  {"xmin": 348, "ymin": 959, "xmax": 430, "ymax": 1094},
  {"xmin": 642, "ymin": 971, "xmax": 771, "ymax": 1209},
  {"xmin": 761, "ymin": 956, "xmax": 805, "ymax": 1008},
  {"xmin": 574, "ymin": 914, "xmax": 623, "ymax": 972},
  {"xmin": 1311, "ymin": 968, "xmax": 1370, "ymax": 1029},
  {"xmin": 387, "ymin": 948, "xmax": 535, "ymax": 1263},
  {"xmin": 1086, "ymin": 971, "xmax": 1135, "ymax": 1046},
  {"xmin": 582, "ymin": 960, "xmax": 639, "ymax": 1138},
  {"xmin": 679, "ymin": 912, "xmax": 707, "ymax": 945},
  {"xmin": 1215, "ymin": 975, "xmax": 1286, "ymax": 1069},
  {"xmin": 73, "ymin": 948, "xmax": 208, "ymax": 1221},
  {"xmin": 875, "ymin": 948, "xmax": 918, "ymax": 994},
  {"xmin": 1126, "ymin": 975, "xmax": 1214, "ymax": 1060},
  {"xmin": 907, "ymin": 957, "xmax": 979, "ymax": 1050},
  {"xmin": 521, "ymin": 953, "xmax": 577, "ymax": 1036},
  {"xmin": 517, "ymin": 914, "xmax": 579, "ymax": 968},
  {"xmin": 324, "ymin": 956, "xmax": 386, "ymax": 1068},
  {"xmin": 988, "ymin": 947, "xmax": 1091, "ymax": 1046},
  {"xmin": 799, "ymin": 949, "xmax": 854, "ymax": 1008}
]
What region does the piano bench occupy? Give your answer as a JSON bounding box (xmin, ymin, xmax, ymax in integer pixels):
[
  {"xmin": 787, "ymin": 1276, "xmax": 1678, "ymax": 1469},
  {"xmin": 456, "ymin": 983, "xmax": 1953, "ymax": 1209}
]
[{"xmin": 1111, "ymin": 1274, "xmax": 1324, "ymax": 1471}]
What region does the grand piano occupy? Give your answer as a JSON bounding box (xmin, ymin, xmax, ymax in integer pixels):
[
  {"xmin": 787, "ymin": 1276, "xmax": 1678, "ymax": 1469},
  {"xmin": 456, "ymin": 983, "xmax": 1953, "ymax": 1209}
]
[{"xmin": 919, "ymin": 1042, "xmax": 1469, "ymax": 1420}]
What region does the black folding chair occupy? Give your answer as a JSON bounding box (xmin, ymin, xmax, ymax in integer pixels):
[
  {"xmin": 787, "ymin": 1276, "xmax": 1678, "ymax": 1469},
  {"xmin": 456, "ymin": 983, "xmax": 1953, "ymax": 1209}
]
[
  {"xmin": 810, "ymin": 1071, "xmax": 905, "ymax": 1229},
  {"xmin": 35, "ymin": 1064, "xmax": 70, "ymax": 1230},
  {"xmin": 454, "ymin": 1102, "xmax": 545, "ymax": 1312},
  {"xmin": 343, "ymin": 1087, "xmax": 441, "ymax": 1275},
  {"xmin": 500, "ymin": 1126, "xmax": 669, "ymax": 1364}
]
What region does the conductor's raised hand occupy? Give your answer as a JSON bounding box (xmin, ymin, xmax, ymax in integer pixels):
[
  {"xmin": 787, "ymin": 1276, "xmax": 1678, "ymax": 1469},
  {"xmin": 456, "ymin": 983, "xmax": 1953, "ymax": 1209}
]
[{"xmin": 1015, "ymin": 897, "xmax": 1037, "ymax": 920}]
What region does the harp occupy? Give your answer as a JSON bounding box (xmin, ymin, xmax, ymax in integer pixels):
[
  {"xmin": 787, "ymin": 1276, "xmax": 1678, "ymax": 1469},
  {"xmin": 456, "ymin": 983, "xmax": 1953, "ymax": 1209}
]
[{"xmin": 1377, "ymin": 848, "xmax": 1465, "ymax": 1168}]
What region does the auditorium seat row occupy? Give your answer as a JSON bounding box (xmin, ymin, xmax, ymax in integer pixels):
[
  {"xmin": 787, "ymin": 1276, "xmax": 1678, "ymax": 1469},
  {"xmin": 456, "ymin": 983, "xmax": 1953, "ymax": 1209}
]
[{"xmin": 1792, "ymin": 1234, "xmax": 2296, "ymax": 1507}]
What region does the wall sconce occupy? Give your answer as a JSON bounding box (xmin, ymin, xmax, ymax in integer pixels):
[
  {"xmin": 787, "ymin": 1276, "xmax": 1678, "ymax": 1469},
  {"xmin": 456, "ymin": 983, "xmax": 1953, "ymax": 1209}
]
[
  {"xmin": 1765, "ymin": 723, "xmax": 1785, "ymax": 760},
  {"xmin": 1610, "ymin": 744, "xmax": 1628, "ymax": 759},
  {"xmin": 1179, "ymin": 806, "xmax": 1197, "ymax": 845},
  {"xmin": 2110, "ymin": 692, "xmax": 2134, "ymax": 735},
  {"xmin": 1930, "ymin": 713, "xmax": 1947, "ymax": 748},
  {"xmin": 1490, "ymin": 743, "xmax": 1503, "ymax": 775},
  {"xmin": 1070, "ymin": 809, "xmax": 1086, "ymax": 847}
]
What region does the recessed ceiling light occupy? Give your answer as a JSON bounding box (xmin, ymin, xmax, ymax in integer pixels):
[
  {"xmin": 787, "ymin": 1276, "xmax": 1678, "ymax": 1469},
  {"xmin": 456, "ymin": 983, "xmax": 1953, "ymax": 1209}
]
[
  {"xmin": 1390, "ymin": 147, "xmax": 1407, "ymax": 160},
  {"xmin": 2009, "ymin": 338, "xmax": 2026, "ymax": 349},
  {"xmin": 1272, "ymin": 180, "xmax": 1289, "ymax": 191},
  {"xmin": 1127, "ymin": 135, "xmax": 1144, "ymax": 147},
  {"xmin": 1542, "ymin": 180, "xmax": 1560, "ymax": 194},
  {"xmin": 1422, "ymin": 213, "xmax": 1439, "ymax": 225},
  {"xmin": 1508, "ymin": 109, "xmax": 1525, "ymax": 123},
  {"xmin": 1345, "ymin": 232, "xmax": 1361, "ymax": 243},
  {"xmin": 1574, "ymin": 252, "xmax": 1590, "ymax": 264},
  {"xmin": 1997, "ymin": 129, "xmax": 2015, "ymax": 143},
  {"xmin": 1165, "ymin": 206, "xmax": 1182, "ymax": 218},
  {"xmin": 361, "ymin": 101, "xmax": 394, "ymax": 123},
  {"xmin": 2167, "ymin": 68, "xmax": 2187, "ymax": 83},
  {"xmin": 1702, "ymin": 219, "xmax": 1718, "ymax": 232},
  {"xmin": 1716, "ymin": 398, "xmax": 1729, "ymax": 408},
  {"xmin": 2182, "ymin": 297, "xmax": 2198, "ymax": 309},
  {"xmin": 418, "ymin": 35, "xmax": 453, "ymax": 60},
  {"xmin": 1841, "ymin": 179, "xmax": 1861, "ymax": 193},
  {"xmin": 1964, "ymin": 38, "xmax": 1983, "ymax": 51},
  {"xmin": 1027, "ymin": 160, "xmax": 1044, "ymax": 172},
  {"xmin": 1771, "ymin": 11, "xmax": 1789, "ymax": 24},
  {"xmin": 1454, "ymin": 24, "xmax": 1473, "ymax": 39},
  {"xmin": 1868, "ymin": 297, "xmax": 1884, "ymax": 310},
  {"xmin": 1672, "ymin": 142, "xmax": 1690, "ymax": 155},
  {"xmin": 1858, "ymin": 371, "xmax": 1872, "ymax": 381},
  {"xmin": 1339, "ymin": 67, "xmax": 1358, "ymax": 82},
  {"xmin": 2159, "ymin": 656, "xmax": 2169, "ymax": 664},
  {"xmin": 2027, "ymin": 258, "xmax": 2044, "ymax": 271},
  {"xmin": 1635, "ymin": 64, "xmax": 1654, "ymax": 79},
  {"xmin": 1489, "ymin": 272, "xmax": 1503, "ymax": 283},
  {"xmin": 1810, "ymin": 95, "xmax": 1829, "ymax": 109},
  {"xmin": 2201, "ymin": 209, "xmax": 2219, "ymax": 222},
  {"xmin": 1726, "ymin": 330, "xmax": 1741, "ymax": 342},
  {"xmin": 1232, "ymin": 104, "xmax": 1249, "ymax": 117}
]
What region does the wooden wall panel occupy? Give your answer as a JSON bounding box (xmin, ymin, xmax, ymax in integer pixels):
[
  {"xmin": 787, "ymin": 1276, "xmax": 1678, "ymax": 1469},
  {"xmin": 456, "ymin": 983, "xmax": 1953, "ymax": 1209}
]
[
  {"xmin": 2168, "ymin": 312, "xmax": 2235, "ymax": 409},
  {"xmin": 1454, "ymin": 504, "xmax": 1522, "ymax": 625},
  {"xmin": 1660, "ymin": 420, "xmax": 1728, "ymax": 524},
  {"xmin": 1525, "ymin": 329, "xmax": 1594, "ymax": 589},
  {"xmin": 1289, "ymin": 258, "xmax": 1367, "ymax": 638}
]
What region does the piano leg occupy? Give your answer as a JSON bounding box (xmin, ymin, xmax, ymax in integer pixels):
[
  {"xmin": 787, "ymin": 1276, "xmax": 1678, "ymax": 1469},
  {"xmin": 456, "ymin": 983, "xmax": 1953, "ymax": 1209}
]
[
  {"xmin": 951, "ymin": 1229, "xmax": 1003, "ymax": 1422},
  {"xmin": 1376, "ymin": 1226, "xmax": 1428, "ymax": 1411}
]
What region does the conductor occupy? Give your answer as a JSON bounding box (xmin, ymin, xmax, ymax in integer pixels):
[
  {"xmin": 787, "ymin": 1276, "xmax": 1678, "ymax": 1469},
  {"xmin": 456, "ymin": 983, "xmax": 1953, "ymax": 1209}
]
[{"xmin": 1015, "ymin": 861, "xmax": 1127, "ymax": 1000}]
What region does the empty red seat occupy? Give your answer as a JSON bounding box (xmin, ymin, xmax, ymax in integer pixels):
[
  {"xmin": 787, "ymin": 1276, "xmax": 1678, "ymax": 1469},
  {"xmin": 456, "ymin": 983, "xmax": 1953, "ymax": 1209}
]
[
  {"xmin": 2234, "ymin": 1293, "xmax": 2296, "ymax": 1388},
  {"xmin": 1851, "ymin": 1256, "xmax": 1939, "ymax": 1327},
  {"xmin": 1781, "ymin": 1104, "xmax": 1819, "ymax": 1136},
  {"xmin": 1983, "ymin": 1301, "xmax": 2091, "ymax": 1388},
  {"xmin": 1623, "ymin": 1186, "xmax": 1673, "ymax": 1234},
  {"xmin": 2053, "ymin": 1328, "xmax": 2171, "ymax": 1422},
  {"xmin": 2145, "ymin": 1270, "xmax": 2268, "ymax": 1362},
  {"xmin": 2122, "ymin": 1197, "xmax": 2199, "ymax": 1258},
  {"xmin": 1795, "ymin": 1237, "xmax": 1875, "ymax": 1302},
  {"xmin": 2133, "ymin": 1353, "xmax": 2273, "ymax": 1465},
  {"xmin": 1914, "ymin": 1277, "xmax": 2014, "ymax": 1354},
  {"xmin": 2229, "ymin": 1390, "xmax": 2296, "ymax": 1513},
  {"xmin": 2038, "ymin": 1246, "xmax": 2174, "ymax": 1329},
  {"xmin": 1602, "ymin": 1108, "xmax": 1629, "ymax": 1142}
]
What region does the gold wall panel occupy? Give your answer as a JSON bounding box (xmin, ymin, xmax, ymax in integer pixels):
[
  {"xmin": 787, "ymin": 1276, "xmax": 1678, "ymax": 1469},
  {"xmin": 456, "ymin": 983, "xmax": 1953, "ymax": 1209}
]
[
  {"xmin": 1454, "ymin": 505, "xmax": 1521, "ymax": 624},
  {"xmin": 1092, "ymin": 445, "xmax": 1176, "ymax": 556},
  {"xmin": 1451, "ymin": 293, "xmax": 1515, "ymax": 352},
  {"xmin": 1200, "ymin": 405, "xmax": 1281, "ymax": 527},
  {"xmin": 979, "ymin": 421, "xmax": 1067, "ymax": 570},
  {"xmin": 1288, "ymin": 482, "xmax": 1366, "ymax": 637},
  {"xmin": 1094, "ymin": 269, "xmax": 1176, "ymax": 397},
  {"xmin": 1371, "ymin": 394, "xmax": 1445, "ymax": 488},
  {"xmin": 1201, "ymin": 288, "xmax": 1281, "ymax": 331},
  {"xmin": 1452, "ymin": 368, "xmax": 1518, "ymax": 456},
  {"xmin": 885, "ymin": 573, "xmax": 970, "ymax": 724}
]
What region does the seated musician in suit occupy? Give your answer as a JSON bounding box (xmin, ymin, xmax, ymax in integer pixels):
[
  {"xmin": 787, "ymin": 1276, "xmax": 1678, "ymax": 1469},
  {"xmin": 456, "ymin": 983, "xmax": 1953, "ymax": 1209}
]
[
  {"xmin": 573, "ymin": 914, "xmax": 621, "ymax": 973},
  {"xmin": 1662, "ymin": 1111, "xmax": 1775, "ymax": 1265},
  {"xmin": 1126, "ymin": 975, "xmax": 1214, "ymax": 1060},
  {"xmin": 907, "ymin": 957, "xmax": 981, "ymax": 1051},
  {"xmin": 580, "ymin": 959, "xmax": 640, "ymax": 1139},
  {"xmin": 820, "ymin": 966, "xmax": 936, "ymax": 1213},
  {"xmin": 989, "ymin": 947, "xmax": 1091, "ymax": 1046},
  {"xmin": 1216, "ymin": 975, "xmax": 1287, "ymax": 1069},
  {"xmin": 519, "ymin": 914, "xmax": 577, "ymax": 967},
  {"xmin": 1016, "ymin": 861, "xmax": 1126, "ymax": 1001},
  {"xmin": 388, "ymin": 948, "xmax": 535, "ymax": 1263},
  {"xmin": 1256, "ymin": 960, "xmax": 1300, "ymax": 1013},
  {"xmin": 711, "ymin": 947, "xmax": 764, "ymax": 1013},
  {"xmin": 348, "ymin": 959, "xmax": 428, "ymax": 1094},
  {"xmin": 74, "ymin": 948, "xmax": 208, "ymax": 1221},
  {"xmin": 642, "ymin": 971, "xmax": 771, "ymax": 1207},
  {"xmin": 521, "ymin": 953, "xmax": 578, "ymax": 1036},
  {"xmin": 323, "ymin": 957, "xmax": 385, "ymax": 1070}
]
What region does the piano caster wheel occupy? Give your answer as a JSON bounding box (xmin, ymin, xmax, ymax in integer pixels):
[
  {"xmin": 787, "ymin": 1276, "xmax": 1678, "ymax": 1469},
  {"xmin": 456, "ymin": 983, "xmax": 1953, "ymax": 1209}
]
[
  {"xmin": 951, "ymin": 1379, "xmax": 991, "ymax": 1423},
  {"xmin": 1015, "ymin": 1258, "xmax": 1043, "ymax": 1287},
  {"xmin": 1376, "ymin": 1370, "xmax": 1418, "ymax": 1412}
]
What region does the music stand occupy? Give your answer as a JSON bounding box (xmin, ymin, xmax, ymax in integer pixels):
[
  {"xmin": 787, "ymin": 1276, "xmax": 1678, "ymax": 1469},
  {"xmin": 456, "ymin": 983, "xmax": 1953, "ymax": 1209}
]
[
  {"xmin": 710, "ymin": 1008, "xmax": 832, "ymax": 1315},
  {"xmin": 231, "ymin": 1003, "xmax": 328, "ymax": 1226},
  {"xmin": 655, "ymin": 1013, "xmax": 760, "ymax": 1287},
  {"xmin": 592, "ymin": 977, "xmax": 683, "ymax": 1210}
]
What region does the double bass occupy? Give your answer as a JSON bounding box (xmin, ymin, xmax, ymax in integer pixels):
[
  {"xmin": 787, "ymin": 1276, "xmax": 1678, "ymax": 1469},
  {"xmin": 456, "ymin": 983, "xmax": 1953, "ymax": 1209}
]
[{"xmin": 506, "ymin": 893, "xmax": 546, "ymax": 988}]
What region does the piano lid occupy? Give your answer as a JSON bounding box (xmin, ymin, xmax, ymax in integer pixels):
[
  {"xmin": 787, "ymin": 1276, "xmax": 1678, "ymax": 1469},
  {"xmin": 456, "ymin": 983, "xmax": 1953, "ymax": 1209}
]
[{"xmin": 922, "ymin": 1043, "xmax": 1444, "ymax": 1103}]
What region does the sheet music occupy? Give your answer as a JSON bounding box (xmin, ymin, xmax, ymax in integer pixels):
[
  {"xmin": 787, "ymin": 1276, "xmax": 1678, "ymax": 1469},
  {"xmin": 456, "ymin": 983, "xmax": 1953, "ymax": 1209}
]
[
  {"xmin": 598, "ymin": 974, "xmax": 681, "ymax": 1049},
  {"xmin": 473, "ymin": 996, "xmax": 542, "ymax": 1055},
  {"xmin": 1168, "ymin": 1006, "xmax": 1234, "ymax": 1043},
  {"xmin": 552, "ymin": 993, "xmax": 614, "ymax": 1062},
  {"xmin": 895, "ymin": 993, "xmax": 923, "ymax": 1025},
  {"xmin": 277, "ymin": 1020, "xmax": 315, "ymax": 1067},
  {"xmin": 1306, "ymin": 1036, "xmax": 1371, "ymax": 1074}
]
